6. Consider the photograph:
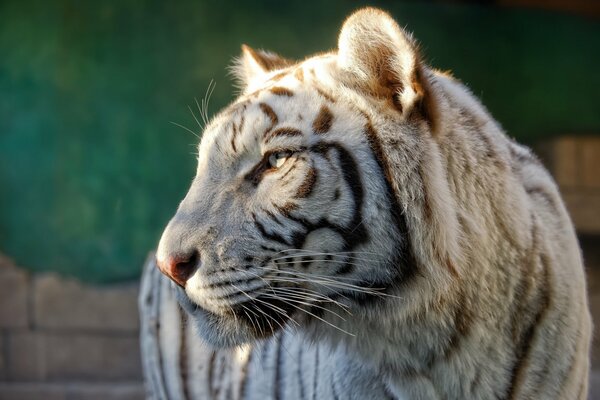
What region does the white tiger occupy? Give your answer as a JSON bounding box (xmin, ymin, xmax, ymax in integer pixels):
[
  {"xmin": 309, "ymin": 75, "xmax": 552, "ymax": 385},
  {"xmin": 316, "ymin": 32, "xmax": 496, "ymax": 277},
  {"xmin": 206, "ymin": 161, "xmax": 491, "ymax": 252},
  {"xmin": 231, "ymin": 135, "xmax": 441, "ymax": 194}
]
[{"xmin": 142, "ymin": 7, "xmax": 591, "ymax": 399}]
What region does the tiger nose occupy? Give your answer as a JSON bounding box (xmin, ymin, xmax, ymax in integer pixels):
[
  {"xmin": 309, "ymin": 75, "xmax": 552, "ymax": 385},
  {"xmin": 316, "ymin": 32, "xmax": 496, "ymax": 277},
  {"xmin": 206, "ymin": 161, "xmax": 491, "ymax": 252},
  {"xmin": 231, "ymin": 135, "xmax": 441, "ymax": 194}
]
[{"xmin": 156, "ymin": 250, "xmax": 200, "ymax": 287}]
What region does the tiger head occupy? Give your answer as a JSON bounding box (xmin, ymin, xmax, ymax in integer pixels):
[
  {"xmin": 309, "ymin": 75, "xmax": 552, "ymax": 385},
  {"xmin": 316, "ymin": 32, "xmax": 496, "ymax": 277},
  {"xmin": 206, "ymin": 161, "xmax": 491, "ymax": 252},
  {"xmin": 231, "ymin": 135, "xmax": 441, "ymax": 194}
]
[{"xmin": 156, "ymin": 8, "xmax": 460, "ymax": 348}]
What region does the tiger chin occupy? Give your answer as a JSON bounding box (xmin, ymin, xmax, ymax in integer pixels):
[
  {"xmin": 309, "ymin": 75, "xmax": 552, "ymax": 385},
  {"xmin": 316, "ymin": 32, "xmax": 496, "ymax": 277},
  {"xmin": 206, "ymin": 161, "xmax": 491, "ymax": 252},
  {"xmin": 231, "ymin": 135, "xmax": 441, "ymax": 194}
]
[{"xmin": 155, "ymin": 7, "xmax": 591, "ymax": 399}]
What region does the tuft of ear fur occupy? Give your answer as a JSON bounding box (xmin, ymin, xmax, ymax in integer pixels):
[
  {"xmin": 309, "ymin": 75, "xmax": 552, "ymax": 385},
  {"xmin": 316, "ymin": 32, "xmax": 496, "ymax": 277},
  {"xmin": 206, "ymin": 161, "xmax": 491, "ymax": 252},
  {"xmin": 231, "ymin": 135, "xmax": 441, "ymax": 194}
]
[
  {"xmin": 338, "ymin": 8, "xmax": 438, "ymax": 130},
  {"xmin": 231, "ymin": 44, "xmax": 293, "ymax": 89}
]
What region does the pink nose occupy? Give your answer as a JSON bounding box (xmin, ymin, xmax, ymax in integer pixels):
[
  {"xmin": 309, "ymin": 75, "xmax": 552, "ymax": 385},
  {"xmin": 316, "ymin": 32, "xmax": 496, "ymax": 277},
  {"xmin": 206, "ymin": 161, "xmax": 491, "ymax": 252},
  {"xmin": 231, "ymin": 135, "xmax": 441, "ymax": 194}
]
[{"xmin": 156, "ymin": 251, "xmax": 199, "ymax": 287}]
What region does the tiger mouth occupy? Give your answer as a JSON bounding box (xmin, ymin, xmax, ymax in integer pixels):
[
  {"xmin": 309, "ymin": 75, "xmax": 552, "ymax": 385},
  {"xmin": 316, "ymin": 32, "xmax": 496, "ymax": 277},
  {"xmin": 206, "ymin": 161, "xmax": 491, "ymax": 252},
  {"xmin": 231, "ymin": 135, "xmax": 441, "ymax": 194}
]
[
  {"xmin": 176, "ymin": 284, "xmax": 298, "ymax": 340},
  {"xmin": 227, "ymin": 295, "xmax": 298, "ymax": 338}
]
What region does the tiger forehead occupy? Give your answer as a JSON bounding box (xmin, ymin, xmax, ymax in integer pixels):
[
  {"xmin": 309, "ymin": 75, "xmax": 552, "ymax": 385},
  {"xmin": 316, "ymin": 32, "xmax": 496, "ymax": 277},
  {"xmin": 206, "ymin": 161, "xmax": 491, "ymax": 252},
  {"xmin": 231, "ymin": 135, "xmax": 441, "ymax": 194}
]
[{"xmin": 221, "ymin": 83, "xmax": 339, "ymax": 153}]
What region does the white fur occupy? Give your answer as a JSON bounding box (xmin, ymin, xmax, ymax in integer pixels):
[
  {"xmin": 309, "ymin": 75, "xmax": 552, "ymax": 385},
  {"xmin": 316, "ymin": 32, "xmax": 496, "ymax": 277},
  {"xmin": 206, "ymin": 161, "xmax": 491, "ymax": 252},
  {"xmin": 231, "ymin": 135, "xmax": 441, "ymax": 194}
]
[{"xmin": 151, "ymin": 7, "xmax": 591, "ymax": 400}]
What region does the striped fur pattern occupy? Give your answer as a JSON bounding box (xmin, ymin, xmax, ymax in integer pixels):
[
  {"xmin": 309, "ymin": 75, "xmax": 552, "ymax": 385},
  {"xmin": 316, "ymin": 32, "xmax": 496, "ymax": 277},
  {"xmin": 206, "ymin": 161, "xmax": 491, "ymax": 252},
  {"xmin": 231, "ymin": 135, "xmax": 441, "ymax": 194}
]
[{"xmin": 148, "ymin": 8, "xmax": 591, "ymax": 399}]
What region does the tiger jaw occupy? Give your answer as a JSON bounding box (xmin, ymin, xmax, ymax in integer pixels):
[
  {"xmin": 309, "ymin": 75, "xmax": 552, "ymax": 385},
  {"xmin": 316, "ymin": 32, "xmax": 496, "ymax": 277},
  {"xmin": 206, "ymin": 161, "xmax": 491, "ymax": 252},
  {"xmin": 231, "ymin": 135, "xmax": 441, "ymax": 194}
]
[
  {"xmin": 174, "ymin": 283, "xmax": 298, "ymax": 348},
  {"xmin": 174, "ymin": 252, "xmax": 371, "ymax": 347}
]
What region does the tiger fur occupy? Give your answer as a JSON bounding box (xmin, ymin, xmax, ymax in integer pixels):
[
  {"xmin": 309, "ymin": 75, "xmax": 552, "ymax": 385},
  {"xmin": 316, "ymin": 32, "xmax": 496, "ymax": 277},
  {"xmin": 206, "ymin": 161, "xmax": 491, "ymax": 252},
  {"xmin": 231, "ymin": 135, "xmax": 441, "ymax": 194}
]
[{"xmin": 145, "ymin": 7, "xmax": 591, "ymax": 399}]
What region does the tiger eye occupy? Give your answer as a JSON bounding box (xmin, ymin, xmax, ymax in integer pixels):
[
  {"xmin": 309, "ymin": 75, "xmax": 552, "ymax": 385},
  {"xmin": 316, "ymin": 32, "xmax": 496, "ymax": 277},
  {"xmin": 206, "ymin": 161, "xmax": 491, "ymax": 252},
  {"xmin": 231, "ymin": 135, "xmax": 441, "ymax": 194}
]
[{"xmin": 267, "ymin": 151, "xmax": 290, "ymax": 169}]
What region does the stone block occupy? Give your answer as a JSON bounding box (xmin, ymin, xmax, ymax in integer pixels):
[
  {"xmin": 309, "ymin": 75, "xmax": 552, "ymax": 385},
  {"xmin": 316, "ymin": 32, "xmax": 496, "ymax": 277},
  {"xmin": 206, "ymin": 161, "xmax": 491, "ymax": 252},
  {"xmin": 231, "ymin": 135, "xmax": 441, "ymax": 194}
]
[
  {"xmin": 6, "ymin": 331, "xmax": 46, "ymax": 381},
  {"xmin": 590, "ymin": 370, "xmax": 600, "ymax": 400},
  {"xmin": 581, "ymin": 137, "xmax": 600, "ymax": 189},
  {"xmin": 563, "ymin": 191, "xmax": 600, "ymax": 234},
  {"xmin": 0, "ymin": 383, "xmax": 145, "ymax": 400},
  {"xmin": 0, "ymin": 383, "xmax": 66, "ymax": 400},
  {"xmin": 43, "ymin": 333, "xmax": 142, "ymax": 381},
  {"xmin": 33, "ymin": 274, "xmax": 139, "ymax": 333},
  {"xmin": 6, "ymin": 331, "xmax": 142, "ymax": 382},
  {"xmin": 0, "ymin": 256, "xmax": 29, "ymax": 329},
  {"xmin": 0, "ymin": 332, "xmax": 5, "ymax": 380},
  {"xmin": 551, "ymin": 137, "xmax": 580, "ymax": 188},
  {"xmin": 66, "ymin": 383, "xmax": 145, "ymax": 400},
  {"xmin": 590, "ymin": 294, "xmax": 600, "ymax": 369}
]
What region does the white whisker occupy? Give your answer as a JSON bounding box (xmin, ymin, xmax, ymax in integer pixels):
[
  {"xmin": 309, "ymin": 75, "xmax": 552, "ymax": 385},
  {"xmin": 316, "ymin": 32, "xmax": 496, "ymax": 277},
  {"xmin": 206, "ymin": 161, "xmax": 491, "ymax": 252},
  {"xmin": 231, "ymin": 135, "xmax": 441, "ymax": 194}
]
[
  {"xmin": 170, "ymin": 121, "xmax": 200, "ymax": 139},
  {"xmin": 261, "ymin": 292, "xmax": 348, "ymax": 321}
]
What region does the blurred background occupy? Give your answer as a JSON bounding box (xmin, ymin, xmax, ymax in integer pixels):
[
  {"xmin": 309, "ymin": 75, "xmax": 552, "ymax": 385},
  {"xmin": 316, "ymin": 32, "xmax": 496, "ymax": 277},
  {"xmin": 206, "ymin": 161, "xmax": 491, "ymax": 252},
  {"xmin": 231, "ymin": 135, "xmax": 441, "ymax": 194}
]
[{"xmin": 0, "ymin": 0, "xmax": 598, "ymax": 399}]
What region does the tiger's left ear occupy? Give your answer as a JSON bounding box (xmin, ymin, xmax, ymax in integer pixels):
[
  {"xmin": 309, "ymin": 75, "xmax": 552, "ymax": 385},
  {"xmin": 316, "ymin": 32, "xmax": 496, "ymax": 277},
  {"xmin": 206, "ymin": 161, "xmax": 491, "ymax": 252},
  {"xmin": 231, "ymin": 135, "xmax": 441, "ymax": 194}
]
[
  {"xmin": 232, "ymin": 44, "xmax": 293, "ymax": 89},
  {"xmin": 337, "ymin": 8, "xmax": 438, "ymax": 131}
]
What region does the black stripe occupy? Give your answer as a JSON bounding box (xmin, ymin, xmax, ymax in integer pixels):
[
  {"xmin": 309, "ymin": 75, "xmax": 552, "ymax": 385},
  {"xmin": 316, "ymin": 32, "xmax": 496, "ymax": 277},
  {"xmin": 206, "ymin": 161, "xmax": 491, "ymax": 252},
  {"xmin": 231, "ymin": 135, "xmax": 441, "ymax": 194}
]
[
  {"xmin": 264, "ymin": 209, "xmax": 284, "ymax": 226},
  {"xmin": 155, "ymin": 272, "xmax": 168, "ymax": 397},
  {"xmin": 253, "ymin": 214, "xmax": 290, "ymax": 246},
  {"xmin": 259, "ymin": 102, "xmax": 278, "ymax": 132},
  {"xmin": 231, "ymin": 122, "xmax": 238, "ymax": 153},
  {"xmin": 331, "ymin": 373, "xmax": 341, "ymax": 400},
  {"xmin": 299, "ymin": 255, "xmax": 313, "ymax": 269},
  {"xmin": 294, "ymin": 166, "xmax": 318, "ymax": 199},
  {"xmin": 266, "ymin": 127, "xmax": 303, "ymax": 141},
  {"xmin": 298, "ymin": 340, "xmax": 306, "ymax": 400},
  {"xmin": 276, "ymin": 142, "xmax": 369, "ymax": 254},
  {"xmin": 261, "ymin": 244, "xmax": 282, "ymax": 253},
  {"xmin": 274, "ymin": 334, "xmax": 283, "ymax": 400},
  {"xmin": 361, "ymin": 118, "xmax": 418, "ymax": 292},
  {"xmin": 202, "ymin": 275, "xmax": 265, "ymax": 290},
  {"xmin": 178, "ymin": 307, "xmax": 190, "ymax": 400},
  {"xmin": 334, "ymin": 259, "xmax": 354, "ymax": 275},
  {"xmin": 504, "ymin": 253, "xmax": 552, "ymax": 400},
  {"xmin": 208, "ymin": 352, "xmax": 217, "ymax": 398}
]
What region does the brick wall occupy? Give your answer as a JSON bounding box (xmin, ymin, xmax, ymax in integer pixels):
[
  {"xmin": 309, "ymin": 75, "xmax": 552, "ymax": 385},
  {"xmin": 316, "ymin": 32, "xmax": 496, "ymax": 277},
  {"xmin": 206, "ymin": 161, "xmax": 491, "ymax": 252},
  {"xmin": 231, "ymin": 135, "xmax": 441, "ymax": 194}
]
[
  {"xmin": 0, "ymin": 253, "xmax": 144, "ymax": 400},
  {"xmin": 537, "ymin": 136, "xmax": 600, "ymax": 234}
]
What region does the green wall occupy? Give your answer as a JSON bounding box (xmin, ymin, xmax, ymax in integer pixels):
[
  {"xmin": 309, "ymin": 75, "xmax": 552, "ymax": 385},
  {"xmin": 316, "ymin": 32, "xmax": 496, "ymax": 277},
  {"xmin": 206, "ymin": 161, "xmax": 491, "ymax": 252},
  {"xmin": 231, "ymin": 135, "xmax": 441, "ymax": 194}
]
[{"xmin": 1, "ymin": 0, "xmax": 598, "ymax": 283}]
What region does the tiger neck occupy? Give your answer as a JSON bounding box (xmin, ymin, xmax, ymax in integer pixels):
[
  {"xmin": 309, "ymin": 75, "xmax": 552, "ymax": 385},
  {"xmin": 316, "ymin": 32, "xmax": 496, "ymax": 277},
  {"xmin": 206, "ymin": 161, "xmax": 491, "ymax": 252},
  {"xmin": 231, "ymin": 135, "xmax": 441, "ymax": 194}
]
[{"xmin": 302, "ymin": 280, "xmax": 487, "ymax": 398}]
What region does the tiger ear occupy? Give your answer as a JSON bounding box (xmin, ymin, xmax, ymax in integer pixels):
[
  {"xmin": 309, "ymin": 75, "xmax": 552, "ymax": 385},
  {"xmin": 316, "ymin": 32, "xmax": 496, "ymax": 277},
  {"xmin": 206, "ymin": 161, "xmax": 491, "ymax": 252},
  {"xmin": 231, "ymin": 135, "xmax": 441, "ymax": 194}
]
[
  {"xmin": 232, "ymin": 44, "xmax": 293, "ymax": 88},
  {"xmin": 337, "ymin": 8, "xmax": 436, "ymax": 127}
]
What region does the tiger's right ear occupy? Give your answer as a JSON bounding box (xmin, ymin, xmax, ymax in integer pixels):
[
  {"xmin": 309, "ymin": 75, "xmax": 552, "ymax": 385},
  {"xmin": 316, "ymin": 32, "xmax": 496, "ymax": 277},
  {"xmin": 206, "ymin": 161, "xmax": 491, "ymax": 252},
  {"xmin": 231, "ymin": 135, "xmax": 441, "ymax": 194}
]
[{"xmin": 232, "ymin": 44, "xmax": 293, "ymax": 89}]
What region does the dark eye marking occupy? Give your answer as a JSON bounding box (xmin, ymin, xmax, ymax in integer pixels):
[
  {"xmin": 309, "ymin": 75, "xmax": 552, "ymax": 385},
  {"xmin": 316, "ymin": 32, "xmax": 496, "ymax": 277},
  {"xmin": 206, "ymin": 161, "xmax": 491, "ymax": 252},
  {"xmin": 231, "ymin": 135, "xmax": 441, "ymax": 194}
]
[
  {"xmin": 259, "ymin": 102, "xmax": 278, "ymax": 132},
  {"xmin": 244, "ymin": 148, "xmax": 302, "ymax": 186},
  {"xmin": 279, "ymin": 158, "xmax": 299, "ymax": 182},
  {"xmin": 314, "ymin": 86, "xmax": 336, "ymax": 103},
  {"xmin": 265, "ymin": 127, "xmax": 303, "ymax": 142},
  {"xmin": 294, "ymin": 166, "xmax": 317, "ymax": 199},
  {"xmin": 267, "ymin": 71, "xmax": 289, "ymax": 82},
  {"xmin": 252, "ymin": 213, "xmax": 290, "ymax": 246},
  {"xmin": 270, "ymin": 86, "xmax": 294, "ymax": 97},
  {"xmin": 272, "ymin": 202, "xmax": 298, "ymax": 218},
  {"xmin": 312, "ymin": 105, "xmax": 333, "ymax": 134}
]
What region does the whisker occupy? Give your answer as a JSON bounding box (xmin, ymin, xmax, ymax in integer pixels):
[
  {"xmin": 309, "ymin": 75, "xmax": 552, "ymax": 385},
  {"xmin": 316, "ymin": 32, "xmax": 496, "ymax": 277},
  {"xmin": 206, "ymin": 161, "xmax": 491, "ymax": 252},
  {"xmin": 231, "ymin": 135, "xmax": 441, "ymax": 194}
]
[
  {"xmin": 201, "ymin": 80, "xmax": 216, "ymax": 125},
  {"xmin": 273, "ymin": 287, "xmax": 351, "ymax": 311},
  {"xmin": 188, "ymin": 105, "xmax": 203, "ymax": 130},
  {"xmin": 261, "ymin": 292, "xmax": 348, "ymax": 321},
  {"xmin": 231, "ymin": 283, "xmax": 283, "ymax": 333},
  {"xmin": 194, "ymin": 97, "xmax": 205, "ymax": 126},
  {"xmin": 264, "ymin": 272, "xmax": 402, "ymax": 300},
  {"xmin": 274, "ymin": 248, "xmax": 379, "ymax": 256},
  {"xmin": 271, "ymin": 255, "xmax": 375, "ymax": 264},
  {"xmin": 261, "ymin": 266, "xmax": 362, "ymax": 283},
  {"xmin": 170, "ymin": 121, "xmax": 200, "ymax": 139},
  {"xmin": 273, "ymin": 296, "xmax": 355, "ymax": 337},
  {"xmin": 240, "ymin": 304, "xmax": 263, "ymax": 337},
  {"xmin": 272, "ymin": 259, "xmax": 363, "ymax": 267}
]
